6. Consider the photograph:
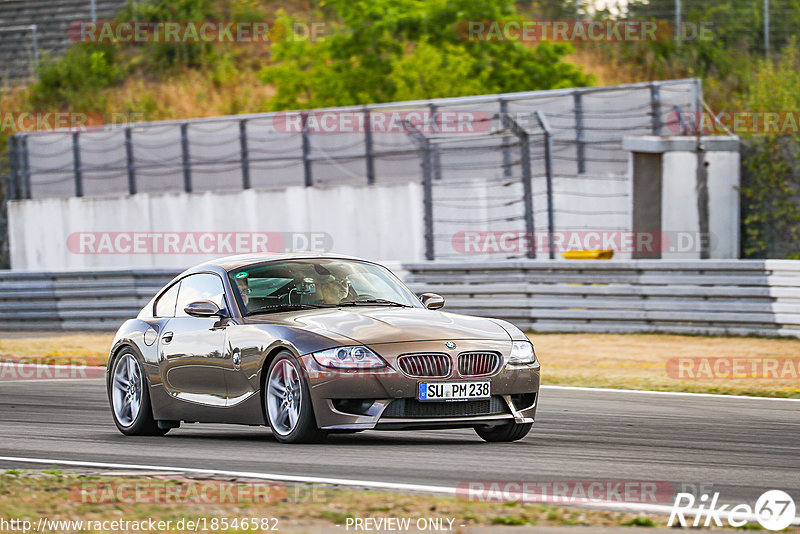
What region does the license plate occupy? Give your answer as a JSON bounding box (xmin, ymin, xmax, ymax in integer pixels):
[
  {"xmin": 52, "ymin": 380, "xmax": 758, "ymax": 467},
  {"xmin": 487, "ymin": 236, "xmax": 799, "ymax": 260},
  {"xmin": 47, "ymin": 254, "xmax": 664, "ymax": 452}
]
[{"xmin": 418, "ymin": 381, "xmax": 491, "ymax": 402}]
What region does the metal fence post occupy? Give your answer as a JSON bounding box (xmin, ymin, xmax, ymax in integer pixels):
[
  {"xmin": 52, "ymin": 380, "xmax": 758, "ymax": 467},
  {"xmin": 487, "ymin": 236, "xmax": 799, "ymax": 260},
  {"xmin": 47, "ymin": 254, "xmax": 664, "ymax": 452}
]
[
  {"xmin": 239, "ymin": 118, "xmax": 251, "ymax": 189},
  {"xmin": 499, "ymin": 99, "xmax": 512, "ymax": 178},
  {"xmin": 534, "ymin": 111, "xmax": 556, "ymax": 260},
  {"xmin": 125, "ymin": 127, "xmax": 136, "ymax": 195},
  {"xmin": 301, "ymin": 112, "xmax": 313, "ymax": 187},
  {"xmin": 573, "ymin": 90, "xmax": 586, "ymax": 174},
  {"xmin": 694, "ymin": 77, "xmax": 703, "ymax": 132},
  {"xmin": 650, "ymin": 82, "xmax": 662, "ymax": 135},
  {"xmin": 405, "ymin": 119, "xmax": 435, "ymax": 260},
  {"xmin": 180, "ymin": 123, "xmax": 192, "ymax": 193},
  {"xmin": 422, "ymin": 139, "xmax": 435, "ymax": 260},
  {"xmin": 72, "ymin": 132, "xmax": 83, "ymax": 197},
  {"xmin": 7, "ymin": 136, "xmax": 18, "ymax": 201},
  {"xmin": 363, "ymin": 107, "xmax": 375, "ymax": 185},
  {"xmin": 519, "ymin": 130, "xmax": 536, "ymax": 260},
  {"xmin": 695, "ymin": 139, "xmax": 709, "ymax": 259},
  {"xmin": 675, "ymin": 0, "xmax": 681, "ymax": 45},
  {"xmin": 501, "ymin": 114, "xmax": 536, "ymax": 260},
  {"xmin": 429, "ymin": 103, "xmax": 442, "ymax": 181},
  {"xmin": 20, "ymin": 135, "xmax": 31, "ymax": 199}
]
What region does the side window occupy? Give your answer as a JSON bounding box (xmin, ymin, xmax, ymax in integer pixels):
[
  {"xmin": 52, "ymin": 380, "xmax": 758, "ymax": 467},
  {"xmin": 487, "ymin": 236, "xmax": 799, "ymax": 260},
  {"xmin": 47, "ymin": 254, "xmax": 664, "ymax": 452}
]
[
  {"xmin": 154, "ymin": 282, "xmax": 180, "ymax": 318},
  {"xmin": 175, "ymin": 274, "xmax": 227, "ymax": 317}
]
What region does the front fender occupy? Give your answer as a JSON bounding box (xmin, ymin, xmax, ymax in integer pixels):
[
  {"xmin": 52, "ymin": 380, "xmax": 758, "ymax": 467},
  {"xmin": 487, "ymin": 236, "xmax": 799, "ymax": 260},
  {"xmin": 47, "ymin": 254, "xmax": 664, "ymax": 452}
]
[
  {"xmin": 108, "ymin": 319, "xmax": 164, "ymax": 387},
  {"xmin": 226, "ymin": 323, "xmax": 355, "ymax": 396}
]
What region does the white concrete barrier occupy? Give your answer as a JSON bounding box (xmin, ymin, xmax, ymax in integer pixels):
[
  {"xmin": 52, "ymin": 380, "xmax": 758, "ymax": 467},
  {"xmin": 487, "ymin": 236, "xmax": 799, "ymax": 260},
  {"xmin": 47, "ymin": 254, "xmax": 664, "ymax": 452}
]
[{"xmin": 8, "ymin": 182, "xmax": 425, "ymax": 270}]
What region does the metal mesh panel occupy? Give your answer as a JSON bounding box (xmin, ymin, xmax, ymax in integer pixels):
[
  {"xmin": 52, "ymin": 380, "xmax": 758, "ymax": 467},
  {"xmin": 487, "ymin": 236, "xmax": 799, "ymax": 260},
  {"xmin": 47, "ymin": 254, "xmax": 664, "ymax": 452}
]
[
  {"xmin": 381, "ymin": 396, "xmax": 508, "ymax": 418},
  {"xmin": 13, "ymin": 79, "xmax": 699, "ymax": 201}
]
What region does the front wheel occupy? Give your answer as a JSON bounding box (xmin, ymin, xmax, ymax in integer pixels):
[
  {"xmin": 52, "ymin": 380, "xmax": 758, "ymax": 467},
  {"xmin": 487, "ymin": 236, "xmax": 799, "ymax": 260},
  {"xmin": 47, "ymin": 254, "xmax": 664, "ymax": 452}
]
[
  {"xmin": 109, "ymin": 350, "xmax": 168, "ymax": 436},
  {"xmin": 265, "ymin": 352, "xmax": 327, "ymax": 443},
  {"xmin": 474, "ymin": 421, "xmax": 532, "ymax": 442}
]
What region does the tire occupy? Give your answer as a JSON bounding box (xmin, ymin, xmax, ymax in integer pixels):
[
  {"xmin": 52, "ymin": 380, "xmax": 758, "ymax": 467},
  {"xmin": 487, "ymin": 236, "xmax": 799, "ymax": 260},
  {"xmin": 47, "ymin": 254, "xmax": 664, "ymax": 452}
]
[
  {"xmin": 108, "ymin": 349, "xmax": 169, "ymax": 436},
  {"xmin": 474, "ymin": 421, "xmax": 532, "ymax": 443},
  {"xmin": 264, "ymin": 351, "xmax": 327, "ymax": 444}
]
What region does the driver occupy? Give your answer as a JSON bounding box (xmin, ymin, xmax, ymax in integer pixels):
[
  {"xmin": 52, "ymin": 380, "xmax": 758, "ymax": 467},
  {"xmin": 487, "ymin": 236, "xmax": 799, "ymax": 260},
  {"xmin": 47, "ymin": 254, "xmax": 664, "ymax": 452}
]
[
  {"xmin": 235, "ymin": 277, "xmax": 250, "ymax": 310},
  {"xmin": 313, "ymin": 276, "xmax": 351, "ymax": 304}
]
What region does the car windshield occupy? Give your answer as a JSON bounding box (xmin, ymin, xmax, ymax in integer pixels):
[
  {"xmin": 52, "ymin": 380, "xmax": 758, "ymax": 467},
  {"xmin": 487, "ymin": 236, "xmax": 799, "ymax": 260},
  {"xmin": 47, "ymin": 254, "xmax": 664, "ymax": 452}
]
[{"xmin": 229, "ymin": 259, "xmax": 422, "ymax": 314}]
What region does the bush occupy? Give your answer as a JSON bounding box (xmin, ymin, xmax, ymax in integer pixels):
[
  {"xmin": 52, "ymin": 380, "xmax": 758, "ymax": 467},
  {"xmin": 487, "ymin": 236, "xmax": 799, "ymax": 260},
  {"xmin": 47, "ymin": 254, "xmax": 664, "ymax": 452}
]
[
  {"xmin": 116, "ymin": 0, "xmax": 221, "ymax": 70},
  {"xmin": 260, "ymin": 0, "xmax": 592, "ymax": 110},
  {"xmin": 738, "ymin": 44, "xmax": 800, "ymax": 259},
  {"xmin": 28, "ymin": 45, "xmax": 123, "ymax": 111}
]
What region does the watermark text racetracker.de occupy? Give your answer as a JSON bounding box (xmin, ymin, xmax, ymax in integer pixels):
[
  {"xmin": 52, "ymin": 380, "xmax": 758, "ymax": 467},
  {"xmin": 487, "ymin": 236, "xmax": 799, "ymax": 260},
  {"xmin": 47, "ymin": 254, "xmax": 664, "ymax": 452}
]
[
  {"xmin": 452, "ymin": 231, "xmax": 712, "ymax": 255},
  {"xmin": 0, "ymin": 360, "xmax": 104, "ymax": 381},
  {"xmin": 459, "ymin": 480, "xmax": 675, "ymax": 505},
  {"xmin": 457, "ymin": 19, "xmax": 714, "ymax": 42},
  {"xmin": 272, "ymin": 109, "xmax": 490, "ymax": 134},
  {"xmin": 69, "ymin": 20, "xmax": 329, "ymax": 43},
  {"xmin": 73, "ymin": 479, "xmax": 286, "ymax": 506},
  {"xmin": 67, "ymin": 232, "xmax": 332, "ymax": 255},
  {"xmin": 667, "ymin": 357, "xmax": 800, "ymax": 380},
  {"xmin": 668, "ymin": 109, "xmax": 800, "ymax": 135},
  {"xmin": 0, "ymin": 111, "xmax": 145, "ymax": 134}
]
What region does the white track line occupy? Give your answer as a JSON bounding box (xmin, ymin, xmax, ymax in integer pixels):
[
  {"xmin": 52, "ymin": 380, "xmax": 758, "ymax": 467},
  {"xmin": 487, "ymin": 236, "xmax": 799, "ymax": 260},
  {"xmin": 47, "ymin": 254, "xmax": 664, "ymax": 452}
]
[
  {"xmin": 541, "ymin": 385, "xmax": 800, "ymax": 402},
  {"xmin": 0, "ymin": 456, "xmax": 797, "ymax": 525}
]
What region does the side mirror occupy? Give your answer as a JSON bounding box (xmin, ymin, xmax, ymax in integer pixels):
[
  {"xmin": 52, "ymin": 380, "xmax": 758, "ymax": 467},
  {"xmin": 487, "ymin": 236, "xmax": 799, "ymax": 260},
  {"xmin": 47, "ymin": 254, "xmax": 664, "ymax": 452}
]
[
  {"xmin": 184, "ymin": 299, "xmax": 225, "ymax": 318},
  {"xmin": 420, "ymin": 293, "xmax": 445, "ymax": 310}
]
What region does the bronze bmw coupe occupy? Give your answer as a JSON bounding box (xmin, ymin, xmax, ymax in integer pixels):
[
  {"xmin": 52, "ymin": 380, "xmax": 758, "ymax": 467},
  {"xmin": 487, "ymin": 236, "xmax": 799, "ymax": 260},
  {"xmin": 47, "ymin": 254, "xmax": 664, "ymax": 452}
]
[{"xmin": 106, "ymin": 254, "xmax": 540, "ymax": 443}]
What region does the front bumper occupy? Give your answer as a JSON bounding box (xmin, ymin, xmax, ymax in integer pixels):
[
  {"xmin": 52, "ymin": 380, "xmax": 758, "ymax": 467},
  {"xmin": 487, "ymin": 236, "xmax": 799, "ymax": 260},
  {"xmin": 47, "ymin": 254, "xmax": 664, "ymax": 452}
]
[{"xmin": 299, "ymin": 340, "xmax": 540, "ymax": 431}]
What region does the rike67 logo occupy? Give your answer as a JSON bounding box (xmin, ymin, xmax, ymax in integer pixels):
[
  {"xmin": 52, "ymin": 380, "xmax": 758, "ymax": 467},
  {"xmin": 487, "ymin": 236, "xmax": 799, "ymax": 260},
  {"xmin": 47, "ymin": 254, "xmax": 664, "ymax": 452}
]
[{"xmin": 669, "ymin": 490, "xmax": 796, "ymax": 531}]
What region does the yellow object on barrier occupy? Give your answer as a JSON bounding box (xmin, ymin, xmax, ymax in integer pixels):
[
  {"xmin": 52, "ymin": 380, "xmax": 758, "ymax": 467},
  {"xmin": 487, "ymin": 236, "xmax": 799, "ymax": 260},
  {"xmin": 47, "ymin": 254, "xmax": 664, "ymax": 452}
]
[{"xmin": 562, "ymin": 250, "xmax": 615, "ymax": 260}]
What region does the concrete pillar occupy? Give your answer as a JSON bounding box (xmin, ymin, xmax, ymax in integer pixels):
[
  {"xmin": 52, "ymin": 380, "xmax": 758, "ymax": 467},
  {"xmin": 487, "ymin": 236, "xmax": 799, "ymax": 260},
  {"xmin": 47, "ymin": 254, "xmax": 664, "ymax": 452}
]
[{"xmin": 623, "ymin": 135, "xmax": 740, "ymax": 259}]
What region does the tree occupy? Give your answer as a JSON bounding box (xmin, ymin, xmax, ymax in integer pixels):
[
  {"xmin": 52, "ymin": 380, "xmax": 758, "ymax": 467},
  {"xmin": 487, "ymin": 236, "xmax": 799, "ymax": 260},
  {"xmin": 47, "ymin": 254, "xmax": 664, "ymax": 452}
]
[
  {"xmin": 260, "ymin": 0, "xmax": 592, "ymax": 110},
  {"xmin": 738, "ymin": 43, "xmax": 800, "ymax": 258}
]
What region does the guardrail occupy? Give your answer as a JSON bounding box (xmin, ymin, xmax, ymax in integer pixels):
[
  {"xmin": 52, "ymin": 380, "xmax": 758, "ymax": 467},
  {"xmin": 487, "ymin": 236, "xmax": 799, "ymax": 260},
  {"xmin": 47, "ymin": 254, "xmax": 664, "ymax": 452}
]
[
  {"xmin": 0, "ymin": 269, "xmax": 178, "ymax": 330},
  {"xmin": 2, "ymin": 260, "xmax": 799, "ymax": 337},
  {"xmin": 404, "ymin": 260, "xmax": 800, "ymax": 338}
]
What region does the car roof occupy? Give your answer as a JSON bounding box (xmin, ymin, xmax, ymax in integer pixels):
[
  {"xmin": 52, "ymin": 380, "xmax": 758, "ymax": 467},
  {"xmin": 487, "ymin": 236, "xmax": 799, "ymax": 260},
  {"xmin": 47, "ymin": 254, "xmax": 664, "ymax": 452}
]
[{"xmin": 186, "ymin": 252, "xmax": 368, "ymax": 274}]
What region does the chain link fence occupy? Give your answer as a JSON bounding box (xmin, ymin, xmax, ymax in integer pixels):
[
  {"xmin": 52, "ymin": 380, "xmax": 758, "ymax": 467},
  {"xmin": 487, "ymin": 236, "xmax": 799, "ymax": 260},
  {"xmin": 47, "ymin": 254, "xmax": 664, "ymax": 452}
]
[
  {"xmin": 8, "ymin": 78, "xmax": 701, "ymax": 203},
  {"xmin": 406, "ymin": 112, "xmax": 556, "ymax": 261}
]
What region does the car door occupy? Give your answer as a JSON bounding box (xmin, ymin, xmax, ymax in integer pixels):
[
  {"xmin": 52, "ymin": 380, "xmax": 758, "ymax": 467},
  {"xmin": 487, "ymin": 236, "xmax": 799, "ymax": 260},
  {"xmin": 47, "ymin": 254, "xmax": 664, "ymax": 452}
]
[{"xmin": 159, "ymin": 273, "xmax": 230, "ymax": 408}]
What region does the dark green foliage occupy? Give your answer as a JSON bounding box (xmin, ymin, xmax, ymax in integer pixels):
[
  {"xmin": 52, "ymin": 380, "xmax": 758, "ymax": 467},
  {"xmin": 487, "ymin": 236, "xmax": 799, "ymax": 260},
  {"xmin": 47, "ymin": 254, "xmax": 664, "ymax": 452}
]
[{"xmin": 260, "ymin": 0, "xmax": 593, "ymax": 109}]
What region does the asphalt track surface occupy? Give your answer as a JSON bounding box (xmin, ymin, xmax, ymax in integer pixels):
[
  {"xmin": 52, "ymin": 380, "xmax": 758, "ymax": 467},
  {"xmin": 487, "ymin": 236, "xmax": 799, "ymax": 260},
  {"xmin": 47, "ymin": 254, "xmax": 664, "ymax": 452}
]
[{"xmin": 0, "ymin": 378, "xmax": 798, "ymax": 511}]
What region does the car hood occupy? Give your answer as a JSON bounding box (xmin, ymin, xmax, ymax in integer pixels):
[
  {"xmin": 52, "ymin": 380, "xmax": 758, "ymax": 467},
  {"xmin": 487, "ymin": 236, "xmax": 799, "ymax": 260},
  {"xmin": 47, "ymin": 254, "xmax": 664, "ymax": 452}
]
[{"xmin": 243, "ymin": 307, "xmax": 511, "ymax": 345}]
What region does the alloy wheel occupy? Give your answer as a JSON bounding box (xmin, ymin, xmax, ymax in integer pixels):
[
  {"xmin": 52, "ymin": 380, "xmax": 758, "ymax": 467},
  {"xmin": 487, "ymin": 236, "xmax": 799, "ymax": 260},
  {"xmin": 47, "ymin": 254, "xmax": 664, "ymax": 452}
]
[
  {"xmin": 112, "ymin": 354, "xmax": 143, "ymax": 427},
  {"xmin": 266, "ymin": 359, "xmax": 303, "ymax": 436}
]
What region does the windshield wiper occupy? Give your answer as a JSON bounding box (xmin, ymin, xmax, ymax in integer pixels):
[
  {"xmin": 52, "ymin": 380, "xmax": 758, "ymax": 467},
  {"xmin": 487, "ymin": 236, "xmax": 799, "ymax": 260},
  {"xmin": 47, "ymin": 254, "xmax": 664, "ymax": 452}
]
[
  {"xmin": 245, "ymin": 303, "xmax": 335, "ymax": 316},
  {"xmin": 338, "ymin": 298, "xmax": 411, "ymax": 308}
]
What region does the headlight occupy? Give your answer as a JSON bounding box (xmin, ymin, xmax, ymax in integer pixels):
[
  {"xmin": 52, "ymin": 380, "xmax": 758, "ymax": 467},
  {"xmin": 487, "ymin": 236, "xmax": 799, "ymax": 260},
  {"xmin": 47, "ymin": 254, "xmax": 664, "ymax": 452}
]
[
  {"xmin": 508, "ymin": 341, "xmax": 537, "ymax": 365},
  {"xmin": 312, "ymin": 346, "xmax": 386, "ymax": 370}
]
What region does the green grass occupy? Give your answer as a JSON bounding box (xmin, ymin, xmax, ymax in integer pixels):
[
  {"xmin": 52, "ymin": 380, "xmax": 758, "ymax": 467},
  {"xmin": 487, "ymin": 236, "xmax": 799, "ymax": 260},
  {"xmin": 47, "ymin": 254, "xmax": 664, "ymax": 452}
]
[{"xmin": 623, "ymin": 517, "xmax": 657, "ymax": 527}]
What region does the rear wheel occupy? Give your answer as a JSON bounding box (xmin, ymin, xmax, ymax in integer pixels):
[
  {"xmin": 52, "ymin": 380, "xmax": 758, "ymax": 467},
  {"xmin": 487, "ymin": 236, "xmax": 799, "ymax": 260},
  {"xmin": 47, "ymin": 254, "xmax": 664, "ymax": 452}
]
[
  {"xmin": 474, "ymin": 421, "xmax": 532, "ymax": 442},
  {"xmin": 109, "ymin": 350, "xmax": 168, "ymax": 436},
  {"xmin": 265, "ymin": 352, "xmax": 327, "ymax": 443}
]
